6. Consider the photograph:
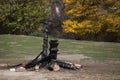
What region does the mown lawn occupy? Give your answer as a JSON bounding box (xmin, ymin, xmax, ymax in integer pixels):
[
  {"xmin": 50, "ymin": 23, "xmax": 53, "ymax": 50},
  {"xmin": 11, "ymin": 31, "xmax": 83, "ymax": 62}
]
[
  {"xmin": 0, "ymin": 34, "xmax": 120, "ymax": 61},
  {"xmin": 0, "ymin": 35, "xmax": 120, "ymax": 80}
]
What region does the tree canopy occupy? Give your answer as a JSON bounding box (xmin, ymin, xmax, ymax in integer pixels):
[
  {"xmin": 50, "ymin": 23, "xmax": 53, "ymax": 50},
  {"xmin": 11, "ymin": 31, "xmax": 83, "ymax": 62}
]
[
  {"xmin": 0, "ymin": 0, "xmax": 120, "ymax": 42},
  {"xmin": 62, "ymin": 0, "xmax": 120, "ymax": 41},
  {"xmin": 0, "ymin": 0, "xmax": 49, "ymax": 34}
]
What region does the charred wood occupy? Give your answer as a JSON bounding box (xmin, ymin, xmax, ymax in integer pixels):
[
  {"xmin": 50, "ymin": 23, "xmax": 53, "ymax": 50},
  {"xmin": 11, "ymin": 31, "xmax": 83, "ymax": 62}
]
[{"xmin": 51, "ymin": 60, "xmax": 82, "ymax": 70}]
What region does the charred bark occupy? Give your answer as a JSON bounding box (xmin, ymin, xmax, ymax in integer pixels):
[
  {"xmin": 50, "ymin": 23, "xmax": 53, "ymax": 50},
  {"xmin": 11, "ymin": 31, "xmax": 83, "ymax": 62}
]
[
  {"xmin": 24, "ymin": 40, "xmax": 59, "ymax": 69},
  {"xmin": 11, "ymin": 40, "xmax": 82, "ymax": 71}
]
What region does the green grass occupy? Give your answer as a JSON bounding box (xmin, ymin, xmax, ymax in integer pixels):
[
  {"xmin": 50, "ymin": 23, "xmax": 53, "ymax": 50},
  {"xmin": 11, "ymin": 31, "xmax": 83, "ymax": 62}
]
[
  {"xmin": 0, "ymin": 34, "xmax": 120, "ymax": 61},
  {"xmin": 0, "ymin": 35, "xmax": 42, "ymax": 59},
  {"xmin": 59, "ymin": 39, "xmax": 120, "ymax": 61}
]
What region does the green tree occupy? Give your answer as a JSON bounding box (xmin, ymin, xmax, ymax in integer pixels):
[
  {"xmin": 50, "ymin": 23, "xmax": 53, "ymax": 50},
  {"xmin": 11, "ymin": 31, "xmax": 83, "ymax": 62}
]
[{"xmin": 0, "ymin": 0, "xmax": 49, "ymax": 34}]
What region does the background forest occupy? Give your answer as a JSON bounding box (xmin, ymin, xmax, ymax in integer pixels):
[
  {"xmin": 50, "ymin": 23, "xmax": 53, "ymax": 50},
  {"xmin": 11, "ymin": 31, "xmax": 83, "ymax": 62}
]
[{"xmin": 0, "ymin": 0, "xmax": 120, "ymax": 42}]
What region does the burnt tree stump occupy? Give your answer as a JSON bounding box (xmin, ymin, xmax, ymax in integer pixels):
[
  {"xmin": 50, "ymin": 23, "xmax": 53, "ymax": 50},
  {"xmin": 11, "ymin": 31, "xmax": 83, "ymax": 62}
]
[
  {"xmin": 24, "ymin": 40, "xmax": 82, "ymax": 70},
  {"xmin": 48, "ymin": 40, "xmax": 59, "ymax": 60},
  {"xmin": 24, "ymin": 40, "xmax": 59, "ymax": 69}
]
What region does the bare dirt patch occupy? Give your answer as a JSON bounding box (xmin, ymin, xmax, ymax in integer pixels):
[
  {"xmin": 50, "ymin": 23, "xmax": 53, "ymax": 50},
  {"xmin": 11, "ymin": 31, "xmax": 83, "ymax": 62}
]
[{"xmin": 0, "ymin": 54, "xmax": 120, "ymax": 80}]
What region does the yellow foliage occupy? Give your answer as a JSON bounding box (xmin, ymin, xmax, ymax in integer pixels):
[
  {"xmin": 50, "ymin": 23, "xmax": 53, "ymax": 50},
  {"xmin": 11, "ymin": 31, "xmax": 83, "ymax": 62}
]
[
  {"xmin": 106, "ymin": 15, "xmax": 120, "ymax": 34},
  {"xmin": 63, "ymin": 20, "xmax": 77, "ymax": 33},
  {"xmin": 66, "ymin": 4, "xmax": 85, "ymax": 17},
  {"xmin": 62, "ymin": 0, "xmax": 120, "ymax": 41},
  {"xmin": 62, "ymin": 0, "xmax": 77, "ymax": 4},
  {"xmin": 63, "ymin": 20, "xmax": 101, "ymax": 36},
  {"xmin": 63, "ymin": 0, "xmax": 100, "ymax": 19}
]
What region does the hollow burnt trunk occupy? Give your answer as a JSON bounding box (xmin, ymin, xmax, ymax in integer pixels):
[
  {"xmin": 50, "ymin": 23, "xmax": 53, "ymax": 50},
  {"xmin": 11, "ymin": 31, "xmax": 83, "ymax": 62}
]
[
  {"xmin": 24, "ymin": 40, "xmax": 59, "ymax": 69},
  {"xmin": 24, "ymin": 40, "xmax": 82, "ymax": 71}
]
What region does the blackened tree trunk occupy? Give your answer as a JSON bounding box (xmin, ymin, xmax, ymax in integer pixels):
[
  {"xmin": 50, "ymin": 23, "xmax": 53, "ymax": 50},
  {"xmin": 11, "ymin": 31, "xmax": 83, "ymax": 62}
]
[{"xmin": 48, "ymin": 40, "xmax": 59, "ymax": 60}]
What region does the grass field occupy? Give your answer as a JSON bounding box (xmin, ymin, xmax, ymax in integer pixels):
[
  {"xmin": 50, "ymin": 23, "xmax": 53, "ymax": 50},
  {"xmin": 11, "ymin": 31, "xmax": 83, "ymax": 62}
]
[
  {"xmin": 0, "ymin": 34, "xmax": 120, "ymax": 61},
  {"xmin": 0, "ymin": 34, "xmax": 120, "ymax": 80}
]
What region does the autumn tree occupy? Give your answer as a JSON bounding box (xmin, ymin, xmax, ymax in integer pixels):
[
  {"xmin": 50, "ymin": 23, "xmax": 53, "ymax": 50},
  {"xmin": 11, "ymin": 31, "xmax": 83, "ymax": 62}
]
[{"xmin": 62, "ymin": 0, "xmax": 120, "ymax": 41}]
